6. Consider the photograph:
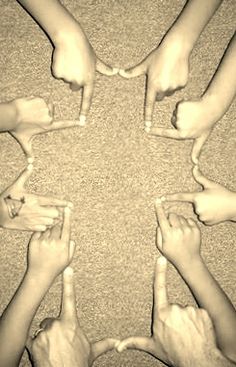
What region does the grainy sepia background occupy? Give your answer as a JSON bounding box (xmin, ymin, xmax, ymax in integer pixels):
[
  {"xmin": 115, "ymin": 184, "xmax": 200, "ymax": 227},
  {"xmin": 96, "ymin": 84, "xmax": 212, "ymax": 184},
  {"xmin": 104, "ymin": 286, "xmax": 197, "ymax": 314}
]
[{"xmin": 0, "ymin": 1, "xmax": 235, "ymax": 366}]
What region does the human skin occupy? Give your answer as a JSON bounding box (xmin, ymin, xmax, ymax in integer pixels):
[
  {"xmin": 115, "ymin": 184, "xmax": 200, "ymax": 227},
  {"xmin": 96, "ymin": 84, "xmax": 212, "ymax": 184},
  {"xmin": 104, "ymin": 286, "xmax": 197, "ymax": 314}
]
[
  {"xmin": 155, "ymin": 199, "xmax": 236, "ymax": 362},
  {"xmin": 0, "ymin": 164, "xmax": 72, "ymax": 231},
  {"xmin": 27, "ymin": 267, "xmax": 119, "ymax": 367},
  {"xmin": 117, "ymin": 257, "xmax": 234, "ymax": 367},
  {"xmin": 163, "ymin": 165, "xmax": 236, "ymax": 225},
  {"xmin": 119, "ymin": 0, "xmax": 223, "ymax": 127},
  {"xmin": 0, "ymin": 208, "xmax": 75, "ymax": 367},
  {"xmin": 0, "ymin": 96, "xmax": 79, "ymax": 160},
  {"xmin": 17, "ymin": 0, "xmax": 118, "ymax": 124},
  {"xmin": 147, "ymin": 32, "xmax": 236, "ymax": 164}
]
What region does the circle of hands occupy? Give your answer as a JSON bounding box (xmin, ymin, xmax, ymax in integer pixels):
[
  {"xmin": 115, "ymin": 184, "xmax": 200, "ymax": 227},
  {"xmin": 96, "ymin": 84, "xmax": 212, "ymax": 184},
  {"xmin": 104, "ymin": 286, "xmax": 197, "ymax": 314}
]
[{"xmin": 1, "ymin": 16, "xmax": 235, "ymax": 367}]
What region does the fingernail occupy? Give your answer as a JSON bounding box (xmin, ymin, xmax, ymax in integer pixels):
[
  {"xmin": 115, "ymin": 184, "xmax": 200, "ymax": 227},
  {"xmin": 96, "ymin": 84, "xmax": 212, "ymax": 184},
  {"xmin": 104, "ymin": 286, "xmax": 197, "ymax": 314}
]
[
  {"xmin": 144, "ymin": 121, "xmax": 152, "ymax": 128},
  {"xmin": 64, "ymin": 207, "xmax": 71, "ymax": 214},
  {"xmin": 115, "ymin": 341, "xmax": 120, "ymax": 349},
  {"xmin": 157, "ymin": 256, "xmax": 167, "ymax": 265},
  {"xmin": 27, "ymin": 164, "xmax": 33, "ymax": 171},
  {"xmin": 70, "ymin": 240, "xmax": 75, "ymax": 246},
  {"xmin": 161, "ymin": 196, "xmax": 166, "ymax": 202},
  {"xmin": 79, "ymin": 115, "xmax": 86, "ymax": 126},
  {"xmin": 155, "ymin": 197, "xmax": 162, "ymax": 205},
  {"xmin": 113, "ymin": 67, "xmax": 119, "ymax": 74},
  {"xmin": 27, "ymin": 157, "xmax": 34, "ymax": 164},
  {"xmin": 145, "ymin": 126, "xmax": 150, "ymax": 133},
  {"xmin": 64, "ymin": 266, "xmax": 73, "ymax": 276}
]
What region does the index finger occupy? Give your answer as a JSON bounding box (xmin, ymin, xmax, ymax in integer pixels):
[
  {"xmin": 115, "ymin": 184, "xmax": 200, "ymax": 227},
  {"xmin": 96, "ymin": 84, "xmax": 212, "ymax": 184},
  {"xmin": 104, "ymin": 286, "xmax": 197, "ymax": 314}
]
[
  {"xmin": 164, "ymin": 192, "xmax": 195, "ymax": 203},
  {"xmin": 60, "ymin": 267, "xmax": 77, "ymax": 322},
  {"xmin": 61, "ymin": 207, "xmax": 71, "ymax": 243},
  {"xmin": 144, "ymin": 82, "xmax": 156, "ymax": 124},
  {"xmin": 154, "ymin": 256, "xmax": 168, "ymax": 312},
  {"xmin": 80, "ymin": 83, "xmax": 94, "ymax": 118},
  {"xmin": 155, "ymin": 198, "xmax": 170, "ymax": 233}
]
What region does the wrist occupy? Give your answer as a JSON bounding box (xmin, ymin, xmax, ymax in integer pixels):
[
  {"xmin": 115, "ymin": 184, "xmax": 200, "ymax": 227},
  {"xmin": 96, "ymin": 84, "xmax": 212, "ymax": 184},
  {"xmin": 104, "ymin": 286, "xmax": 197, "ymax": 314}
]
[
  {"xmin": 162, "ymin": 30, "xmax": 192, "ymax": 57},
  {"xmin": 25, "ymin": 268, "xmax": 55, "ymax": 289},
  {"xmin": 176, "ymin": 255, "xmax": 204, "ymax": 276}
]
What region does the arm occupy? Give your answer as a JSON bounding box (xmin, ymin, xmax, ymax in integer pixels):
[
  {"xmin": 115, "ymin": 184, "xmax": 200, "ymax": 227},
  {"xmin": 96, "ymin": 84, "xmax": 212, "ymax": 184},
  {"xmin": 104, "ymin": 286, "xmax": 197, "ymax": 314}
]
[
  {"xmin": 168, "ymin": 0, "xmax": 223, "ymax": 53},
  {"xmin": 17, "ymin": 0, "xmax": 117, "ymax": 121},
  {"xmin": 117, "ymin": 257, "xmax": 234, "ymax": 367},
  {"xmin": 155, "ymin": 200, "xmax": 236, "ymax": 363},
  {"xmin": 119, "ymin": 0, "xmax": 223, "ymax": 127},
  {"xmin": 181, "ymin": 257, "xmax": 236, "ymax": 363},
  {"xmin": 17, "ymin": 0, "xmax": 84, "ymax": 45},
  {"xmin": 0, "ymin": 207, "xmax": 74, "ymax": 367}
]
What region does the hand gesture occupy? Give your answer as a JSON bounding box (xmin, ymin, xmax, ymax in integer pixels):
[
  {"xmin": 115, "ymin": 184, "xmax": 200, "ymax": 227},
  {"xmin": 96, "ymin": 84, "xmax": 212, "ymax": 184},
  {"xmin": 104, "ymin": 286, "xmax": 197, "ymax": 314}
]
[
  {"xmin": 155, "ymin": 199, "xmax": 201, "ymax": 271},
  {"xmin": 52, "ymin": 26, "xmax": 118, "ymax": 124},
  {"xmin": 117, "ymin": 257, "xmax": 217, "ymax": 367},
  {"xmin": 27, "ymin": 267, "xmax": 119, "ymax": 367},
  {"xmin": 0, "ymin": 165, "xmax": 70, "ymax": 231},
  {"xmin": 163, "ymin": 166, "xmax": 236, "ymax": 225},
  {"xmin": 9, "ymin": 97, "xmax": 79, "ymax": 160},
  {"xmin": 119, "ymin": 34, "xmax": 189, "ymax": 127},
  {"xmin": 27, "ymin": 208, "xmax": 75, "ymax": 280},
  {"xmin": 147, "ymin": 99, "xmax": 217, "ymax": 164}
]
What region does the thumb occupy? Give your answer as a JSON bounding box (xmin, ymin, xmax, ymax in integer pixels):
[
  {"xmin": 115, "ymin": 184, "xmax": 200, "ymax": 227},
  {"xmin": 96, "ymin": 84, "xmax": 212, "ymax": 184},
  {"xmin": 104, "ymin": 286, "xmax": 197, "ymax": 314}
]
[
  {"xmin": 96, "ymin": 59, "xmax": 119, "ymax": 76},
  {"xmin": 91, "ymin": 338, "xmax": 120, "ymax": 361},
  {"xmin": 191, "ymin": 131, "xmax": 210, "ymax": 164},
  {"xmin": 192, "ymin": 165, "xmax": 215, "ymax": 189},
  {"xmin": 119, "ymin": 60, "xmax": 147, "ymax": 79},
  {"xmin": 69, "ymin": 240, "xmax": 76, "ymax": 262},
  {"xmin": 26, "ymin": 335, "xmax": 33, "ymax": 353},
  {"xmin": 117, "ymin": 336, "xmax": 154, "ymax": 354},
  {"xmin": 12, "ymin": 164, "xmax": 33, "ymax": 192}
]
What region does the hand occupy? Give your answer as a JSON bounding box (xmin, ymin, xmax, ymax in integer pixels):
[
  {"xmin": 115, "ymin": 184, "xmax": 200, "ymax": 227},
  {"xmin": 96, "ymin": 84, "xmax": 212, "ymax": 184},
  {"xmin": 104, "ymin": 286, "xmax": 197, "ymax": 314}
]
[
  {"xmin": 9, "ymin": 97, "xmax": 79, "ymax": 160},
  {"xmin": 27, "ymin": 207, "xmax": 75, "ymax": 280},
  {"xmin": 163, "ymin": 165, "xmax": 236, "ymax": 225},
  {"xmin": 0, "ymin": 164, "xmax": 70, "ymax": 231},
  {"xmin": 27, "ymin": 267, "xmax": 119, "ymax": 367},
  {"xmin": 119, "ymin": 33, "xmax": 189, "ymax": 127},
  {"xmin": 147, "ymin": 98, "xmax": 217, "ymax": 164},
  {"xmin": 52, "ymin": 25, "xmax": 118, "ymax": 124},
  {"xmin": 117, "ymin": 257, "xmax": 218, "ymax": 367},
  {"xmin": 155, "ymin": 198, "xmax": 201, "ymax": 271}
]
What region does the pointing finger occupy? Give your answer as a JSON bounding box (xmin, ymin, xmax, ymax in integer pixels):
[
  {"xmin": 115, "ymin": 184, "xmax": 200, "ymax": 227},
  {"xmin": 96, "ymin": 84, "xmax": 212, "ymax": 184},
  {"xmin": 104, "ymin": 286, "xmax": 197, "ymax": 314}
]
[
  {"xmin": 146, "ymin": 127, "xmax": 181, "ymax": 139},
  {"xmin": 80, "ymin": 83, "xmax": 94, "ymax": 119},
  {"xmin": 45, "ymin": 119, "xmax": 79, "ymax": 132},
  {"xmin": 60, "ymin": 267, "xmax": 77, "ymax": 323},
  {"xmin": 144, "ymin": 83, "xmax": 156, "ymax": 123},
  {"xmin": 191, "ymin": 131, "xmax": 210, "ymax": 164},
  {"xmin": 154, "ymin": 256, "xmax": 168, "ymax": 313},
  {"xmin": 192, "ymin": 165, "xmax": 214, "ymax": 189},
  {"xmin": 12, "ymin": 164, "xmax": 33, "ymax": 191},
  {"xmin": 164, "ymin": 192, "xmax": 195, "ymax": 203},
  {"xmin": 91, "ymin": 338, "xmax": 120, "ymax": 361},
  {"xmin": 155, "ymin": 198, "xmax": 170, "ymax": 233},
  {"xmin": 96, "ymin": 59, "xmax": 118, "ymax": 76},
  {"xmin": 119, "ymin": 60, "xmax": 147, "ymax": 79}
]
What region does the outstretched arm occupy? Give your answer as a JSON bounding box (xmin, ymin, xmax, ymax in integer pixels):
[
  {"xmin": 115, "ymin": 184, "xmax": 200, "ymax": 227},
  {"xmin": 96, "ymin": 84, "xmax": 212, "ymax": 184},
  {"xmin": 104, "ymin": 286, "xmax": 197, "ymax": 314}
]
[
  {"xmin": 0, "ymin": 208, "xmax": 74, "ymax": 367},
  {"xmin": 155, "ymin": 199, "xmax": 236, "ymax": 363}
]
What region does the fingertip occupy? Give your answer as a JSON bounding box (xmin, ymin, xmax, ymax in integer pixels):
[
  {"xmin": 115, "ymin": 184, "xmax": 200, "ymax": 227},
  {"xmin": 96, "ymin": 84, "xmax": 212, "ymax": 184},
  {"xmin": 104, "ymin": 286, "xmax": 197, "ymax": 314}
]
[
  {"xmin": 27, "ymin": 163, "xmax": 33, "ymax": 171},
  {"xmin": 157, "ymin": 256, "xmax": 167, "ymax": 266},
  {"xmin": 67, "ymin": 202, "xmax": 74, "ymax": 209},
  {"xmin": 63, "ymin": 266, "xmax": 74, "ymax": 276},
  {"xmin": 27, "ymin": 157, "xmax": 34, "ymax": 164},
  {"xmin": 79, "ymin": 114, "xmax": 86, "ymax": 126},
  {"xmin": 144, "ymin": 126, "xmax": 150, "ymax": 133},
  {"xmin": 144, "ymin": 120, "xmax": 152, "ymax": 128},
  {"xmin": 64, "ymin": 207, "xmax": 71, "ymax": 214},
  {"xmin": 118, "ymin": 69, "xmax": 127, "ymax": 77},
  {"xmin": 155, "ymin": 197, "xmax": 162, "ymax": 206},
  {"xmin": 112, "ymin": 67, "xmax": 119, "ymax": 75}
]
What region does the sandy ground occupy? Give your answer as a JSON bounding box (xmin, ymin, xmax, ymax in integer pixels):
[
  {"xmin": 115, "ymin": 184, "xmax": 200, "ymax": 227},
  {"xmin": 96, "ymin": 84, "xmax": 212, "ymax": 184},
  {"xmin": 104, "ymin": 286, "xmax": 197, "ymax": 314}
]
[{"xmin": 0, "ymin": 1, "xmax": 235, "ymax": 366}]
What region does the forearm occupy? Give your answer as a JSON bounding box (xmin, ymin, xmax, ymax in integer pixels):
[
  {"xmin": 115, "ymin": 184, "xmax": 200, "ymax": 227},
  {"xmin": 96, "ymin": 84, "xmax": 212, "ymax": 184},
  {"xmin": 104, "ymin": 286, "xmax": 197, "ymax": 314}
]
[
  {"xmin": 202, "ymin": 33, "xmax": 236, "ymax": 120},
  {"xmin": 179, "ymin": 257, "xmax": 236, "ymax": 361},
  {"xmin": 17, "ymin": 0, "xmax": 84, "ymax": 45},
  {"xmin": 166, "ymin": 0, "xmax": 223, "ymax": 53},
  {"xmin": 0, "ymin": 101, "xmax": 17, "ymax": 132},
  {"xmin": 0, "ymin": 271, "xmax": 53, "ymax": 367},
  {"xmin": 182, "ymin": 347, "xmax": 236, "ymax": 367}
]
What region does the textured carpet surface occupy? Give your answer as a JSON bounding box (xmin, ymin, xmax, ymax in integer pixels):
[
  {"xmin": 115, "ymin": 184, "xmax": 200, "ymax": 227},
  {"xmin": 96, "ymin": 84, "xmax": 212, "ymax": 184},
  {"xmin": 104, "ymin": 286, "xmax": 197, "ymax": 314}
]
[{"xmin": 0, "ymin": 1, "xmax": 236, "ymax": 366}]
